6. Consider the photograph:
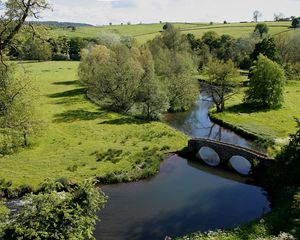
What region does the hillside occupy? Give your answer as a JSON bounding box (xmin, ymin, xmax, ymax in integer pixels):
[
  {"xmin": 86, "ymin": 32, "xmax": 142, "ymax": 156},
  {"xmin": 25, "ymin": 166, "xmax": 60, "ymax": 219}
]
[
  {"xmin": 49, "ymin": 21, "xmax": 292, "ymax": 42},
  {"xmin": 30, "ymin": 21, "xmax": 94, "ymax": 28}
]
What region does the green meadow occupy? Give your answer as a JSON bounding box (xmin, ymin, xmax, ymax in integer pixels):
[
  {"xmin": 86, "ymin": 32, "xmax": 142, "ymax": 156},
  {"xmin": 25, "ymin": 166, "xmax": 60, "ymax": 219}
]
[
  {"xmin": 50, "ymin": 21, "xmax": 292, "ymax": 43},
  {"xmin": 0, "ymin": 61, "xmax": 188, "ymax": 189},
  {"xmin": 210, "ymin": 80, "xmax": 300, "ymax": 146}
]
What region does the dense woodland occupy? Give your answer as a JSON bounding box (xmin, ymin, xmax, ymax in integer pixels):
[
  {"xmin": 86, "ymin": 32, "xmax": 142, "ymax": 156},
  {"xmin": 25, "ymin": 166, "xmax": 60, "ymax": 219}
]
[{"xmin": 0, "ymin": 0, "xmax": 300, "ymax": 239}]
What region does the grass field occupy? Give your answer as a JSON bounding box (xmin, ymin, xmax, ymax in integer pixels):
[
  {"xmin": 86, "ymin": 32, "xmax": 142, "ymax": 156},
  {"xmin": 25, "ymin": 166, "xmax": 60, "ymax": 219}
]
[
  {"xmin": 50, "ymin": 21, "xmax": 293, "ymax": 43},
  {"xmin": 0, "ymin": 61, "xmax": 188, "ymax": 190},
  {"xmin": 210, "ymin": 81, "xmax": 300, "ymax": 145}
]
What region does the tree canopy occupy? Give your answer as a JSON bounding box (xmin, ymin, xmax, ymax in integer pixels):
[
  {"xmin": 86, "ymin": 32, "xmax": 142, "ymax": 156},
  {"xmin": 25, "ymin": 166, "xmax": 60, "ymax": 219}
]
[
  {"xmin": 245, "ymin": 55, "xmax": 286, "ymax": 109},
  {"xmin": 254, "ymin": 23, "xmax": 269, "ymax": 38},
  {"xmin": 0, "ymin": 0, "xmax": 50, "ymax": 55},
  {"xmin": 205, "ymin": 59, "xmax": 239, "ymax": 112}
]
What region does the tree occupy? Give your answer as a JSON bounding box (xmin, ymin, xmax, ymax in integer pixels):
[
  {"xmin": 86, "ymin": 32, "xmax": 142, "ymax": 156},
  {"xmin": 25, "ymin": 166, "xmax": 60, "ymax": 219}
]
[
  {"xmin": 234, "ymin": 36, "xmax": 258, "ymax": 69},
  {"xmin": 244, "ymin": 55, "xmax": 286, "ymax": 109},
  {"xmin": 275, "ymin": 31, "xmax": 300, "ymax": 65},
  {"xmin": 0, "ymin": 64, "xmax": 40, "ymax": 153},
  {"xmin": 79, "ymin": 44, "xmax": 144, "ymax": 113},
  {"xmin": 201, "ymin": 31, "xmax": 220, "ymax": 52},
  {"xmin": 166, "ymin": 53, "xmax": 198, "ymax": 112},
  {"xmin": 215, "ymin": 34, "xmax": 235, "ymax": 61},
  {"xmin": 270, "ymin": 121, "xmax": 300, "ymax": 190},
  {"xmin": 0, "ymin": 0, "xmax": 50, "ymax": 55},
  {"xmin": 274, "ymin": 13, "xmax": 285, "ymax": 21},
  {"xmin": 136, "ymin": 47, "xmax": 169, "ymax": 120},
  {"xmin": 251, "ymin": 37, "xmax": 278, "ymax": 62},
  {"xmin": 254, "ymin": 23, "xmax": 269, "ymax": 38},
  {"xmin": 291, "ymin": 17, "xmax": 300, "ymax": 28},
  {"xmin": 163, "ymin": 22, "xmax": 172, "ymax": 30},
  {"xmin": 23, "ymin": 38, "xmax": 52, "ymax": 61},
  {"xmin": 149, "ymin": 26, "xmax": 198, "ymax": 112},
  {"xmin": 205, "ymin": 59, "xmax": 239, "ymax": 112},
  {"xmin": 253, "ymin": 10, "xmax": 262, "ymax": 22},
  {"xmin": 48, "ymin": 36, "xmax": 70, "ymax": 60},
  {"xmin": 68, "ymin": 37, "xmax": 85, "ymax": 60},
  {"xmin": 0, "ymin": 1, "xmax": 47, "ymax": 154},
  {"xmin": 2, "ymin": 180, "xmax": 107, "ymax": 240}
]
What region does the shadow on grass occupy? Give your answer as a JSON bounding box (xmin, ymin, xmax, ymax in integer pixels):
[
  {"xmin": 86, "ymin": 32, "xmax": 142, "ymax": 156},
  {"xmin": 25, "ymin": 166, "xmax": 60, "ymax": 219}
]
[
  {"xmin": 54, "ymin": 97, "xmax": 85, "ymax": 106},
  {"xmin": 53, "ymin": 109, "xmax": 106, "ymax": 123},
  {"xmin": 47, "ymin": 88, "xmax": 86, "ymax": 98},
  {"xmin": 52, "ymin": 80, "xmax": 81, "ymax": 86},
  {"xmin": 99, "ymin": 117, "xmax": 150, "ymax": 125},
  {"xmin": 225, "ymin": 103, "xmax": 271, "ymax": 114}
]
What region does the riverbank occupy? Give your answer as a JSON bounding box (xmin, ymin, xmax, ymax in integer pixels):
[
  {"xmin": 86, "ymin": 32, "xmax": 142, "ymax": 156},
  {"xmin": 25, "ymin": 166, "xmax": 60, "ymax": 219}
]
[
  {"xmin": 208, "ymin": 80, "xmax": 300, "ymax": 154},
  {"xmin": 0, "ymin": 61, "xmax": 188, "ymax": 195}
]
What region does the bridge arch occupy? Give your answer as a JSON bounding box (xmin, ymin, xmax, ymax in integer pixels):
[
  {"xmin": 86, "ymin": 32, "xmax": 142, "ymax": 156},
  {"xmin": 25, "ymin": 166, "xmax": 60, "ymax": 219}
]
[{"xmin": 188, "ymin": 138, "xmax": 273, "ymax": 175}]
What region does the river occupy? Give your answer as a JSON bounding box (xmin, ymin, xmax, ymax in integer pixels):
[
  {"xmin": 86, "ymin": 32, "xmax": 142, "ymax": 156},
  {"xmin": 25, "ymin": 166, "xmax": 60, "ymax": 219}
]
[{"xmin": 94, "ymin": 91, "xmax": 271, "ymax": 240}]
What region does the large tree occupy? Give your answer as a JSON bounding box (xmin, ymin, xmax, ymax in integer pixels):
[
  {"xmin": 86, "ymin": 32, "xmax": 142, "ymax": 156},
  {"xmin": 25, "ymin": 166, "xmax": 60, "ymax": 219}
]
[
  {"xmin": 244, "ymin": 55, "xmax": 286, "ymax": 109},
  {"xmin": 0, "ymin": 64, "xmax": 40, "ymax": 153},
  {"xmin": 79, "ymin": 44, "xmax": 144, "ymax": 113},
  {"xmin": 0, "ymin": 0, "xmax": 50, "ymax": 56},
  {"xmin": 205, "ymin": 59, "xmax": 239, "ymax": 112}
]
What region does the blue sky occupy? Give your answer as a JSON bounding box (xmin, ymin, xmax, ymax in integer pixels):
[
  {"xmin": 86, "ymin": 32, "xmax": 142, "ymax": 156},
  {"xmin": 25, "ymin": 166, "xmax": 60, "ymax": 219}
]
[{"xmin": 41, "ymin": 0, "xmax": 300, "ymax": 25}]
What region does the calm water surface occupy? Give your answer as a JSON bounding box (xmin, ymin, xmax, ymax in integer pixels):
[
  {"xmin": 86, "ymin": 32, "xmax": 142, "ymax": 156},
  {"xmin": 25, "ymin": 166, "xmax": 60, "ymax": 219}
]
[{"xmin": 95, "ymin": 91, "xmax": 270, "ymax": 240}]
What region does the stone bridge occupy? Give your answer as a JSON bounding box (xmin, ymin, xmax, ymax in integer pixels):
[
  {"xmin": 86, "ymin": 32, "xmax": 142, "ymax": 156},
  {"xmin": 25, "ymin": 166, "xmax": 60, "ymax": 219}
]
[{"xmin": 187, "ymin": 138, "xmax": 274, "ymax": 175}]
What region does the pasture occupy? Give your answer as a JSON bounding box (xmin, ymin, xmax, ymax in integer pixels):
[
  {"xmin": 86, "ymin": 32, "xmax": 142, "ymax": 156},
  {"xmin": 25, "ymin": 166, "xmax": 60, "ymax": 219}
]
[
  {"xmin": 0, "ymin": 61, "xmax": 188, "ymax": 189},
  {"xmin": 50, "ymin": 21, "xmax": 292, "ymax": 43}
]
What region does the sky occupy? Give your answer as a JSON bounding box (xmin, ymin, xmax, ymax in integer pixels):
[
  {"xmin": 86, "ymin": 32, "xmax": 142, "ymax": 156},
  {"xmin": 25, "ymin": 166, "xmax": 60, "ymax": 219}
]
[{"xmin": 40, "ymin": 0, "xmax": 300, "ymax": 25}]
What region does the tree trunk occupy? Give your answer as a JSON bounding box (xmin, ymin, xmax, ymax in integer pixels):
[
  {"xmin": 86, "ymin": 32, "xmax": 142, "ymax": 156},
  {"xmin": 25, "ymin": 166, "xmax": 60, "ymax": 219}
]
[{"xmin": 23, "ymin": 133, "xmax": 28, "ymax": 147}]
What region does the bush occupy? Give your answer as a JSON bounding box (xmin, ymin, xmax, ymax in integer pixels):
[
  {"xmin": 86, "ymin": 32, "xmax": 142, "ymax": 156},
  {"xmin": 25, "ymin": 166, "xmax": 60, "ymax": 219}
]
[
  {"xmin": 52, "ymin": 53, "xmax": 69, "ymax": 61},
  {"xmin": 2, "ymin": 180, "xmax": 107, "ymax": 240}
]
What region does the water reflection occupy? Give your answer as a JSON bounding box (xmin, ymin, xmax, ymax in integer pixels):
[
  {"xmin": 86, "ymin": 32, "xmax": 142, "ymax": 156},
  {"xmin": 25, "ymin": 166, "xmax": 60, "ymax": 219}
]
[
  {"xmin": 95, "ymin": 90, "xmax": 270, "ymax": 240},
  {"xmin": 164, "ymin": 91, "xmax": 254, "ymax": 149},
  {"xmin": 95, "ymin": 155, "xmax": 270, "ymax": 240}
]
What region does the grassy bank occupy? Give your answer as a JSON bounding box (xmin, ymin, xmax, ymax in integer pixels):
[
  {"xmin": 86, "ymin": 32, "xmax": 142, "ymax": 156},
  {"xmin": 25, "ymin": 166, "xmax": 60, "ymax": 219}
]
[
  {"xmin": 209, "ymin": 80, "xmax": 300, "ymax": 149},
  {"xmin": 50, "ymin": 21, "xmax": 292, "ymax": 43},
  {"xmin": 0, "ymin": 61, "xmax": 188, "ymax": 191}
]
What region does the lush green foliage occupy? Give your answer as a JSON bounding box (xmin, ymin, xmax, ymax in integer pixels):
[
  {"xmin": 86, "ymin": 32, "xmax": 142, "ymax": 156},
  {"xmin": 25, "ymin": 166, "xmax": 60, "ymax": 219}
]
[
  {"xmin": 291, "ymin": 17, "xmax": 300, "ymax": 28},
  {"xmin": 251, "ymin": 37, "xmax": 278, "ymax": 62},
  {"xmin": 0, "ymin": 61, "xmax": 187, "ymax": 190},
  {"xmin": 23, "ymin": 38, "xmax": 52, "ymax": 61},
  {"xmin": 254, "ymin": 23, "xmax": 269, "ymax": 38},
  {"xmin": 79, "ymin": 43, "xmax": 169, "ymax": 119},
  {"xmin": 270, "ymin": 124, "xmax": 300, "ymax": 189},
  {"xmin": 0, "ymin": 63, "xmax": 40, "ymax": 154},
  {"xmin": 149, "ymin": 25, "xmax": 198, "ymax": 112},
  {"xmin": 205, "ymin": 59, "xmax": 239, "ymax": 112},
  {"xmin": 79, "ymin": 44, "xmax": 144, "ymax": 113},
  {"xmin": 2, "ymin": 180, "xmax": 107, "ymax": 240},
  {"xmin": 245, "ymin": 55, "xmax": 286, "ymax": 109}
]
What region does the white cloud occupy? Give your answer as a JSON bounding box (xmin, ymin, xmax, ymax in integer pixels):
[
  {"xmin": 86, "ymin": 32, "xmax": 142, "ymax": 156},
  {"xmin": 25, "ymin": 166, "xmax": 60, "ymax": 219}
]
[{"xmin": 40, "ymin": 0, "xmax": 300, "ymax": 25}]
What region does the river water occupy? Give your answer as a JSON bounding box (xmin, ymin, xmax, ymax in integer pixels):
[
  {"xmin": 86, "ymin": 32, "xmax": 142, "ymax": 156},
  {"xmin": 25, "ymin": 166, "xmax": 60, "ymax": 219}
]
[{"xmin": 94, "ymin": 91, "xmax": 270, "ymax": 240}]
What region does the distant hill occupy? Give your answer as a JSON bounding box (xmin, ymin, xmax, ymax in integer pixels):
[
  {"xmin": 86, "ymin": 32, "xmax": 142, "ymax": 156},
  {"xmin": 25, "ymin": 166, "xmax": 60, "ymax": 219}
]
[
  {"xmin": 48, "ymin": 21, "xmax": 292, "ymax": 43},
  {"xmin": 29, "ymin": 21, "xmax": 94, "ymax": 28}
]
